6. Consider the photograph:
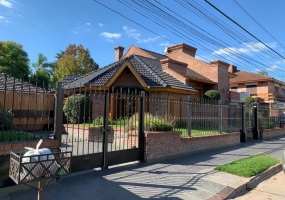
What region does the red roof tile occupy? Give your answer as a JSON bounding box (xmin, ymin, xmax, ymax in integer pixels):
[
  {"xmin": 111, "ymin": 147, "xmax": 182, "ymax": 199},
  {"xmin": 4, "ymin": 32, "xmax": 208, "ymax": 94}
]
[{"xmin": 230, "ymin": 70, "xmax": 273, "ymax": 84}]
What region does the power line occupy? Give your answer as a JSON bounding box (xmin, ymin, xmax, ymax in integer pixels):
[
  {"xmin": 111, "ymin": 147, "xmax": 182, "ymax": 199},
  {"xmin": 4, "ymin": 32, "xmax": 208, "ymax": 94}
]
[
  {"xmin": 93, "ymin": 0, "xmax": 285, "ymax": 79},
  {"xmin": 232, "ymin": 0, "xmax": 285, "ymax": 50},
  {"xmin": 204, "ymin": 0, "xmax": 285, "ymax": 60}
]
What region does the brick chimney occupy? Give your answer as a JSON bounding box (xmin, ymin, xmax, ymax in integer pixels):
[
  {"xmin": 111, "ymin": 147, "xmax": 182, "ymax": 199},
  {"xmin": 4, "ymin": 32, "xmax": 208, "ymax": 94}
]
[
  {"xmin": 228, "ymin": 65, "xmax": 237, "ymax": 73},
  {"xmin": 166, "ymin": 43, "xmax": 197, "ymax": 57},
  {"xmin": 114, "ymin": 46, "xmax": 124, "ymax": 61}
]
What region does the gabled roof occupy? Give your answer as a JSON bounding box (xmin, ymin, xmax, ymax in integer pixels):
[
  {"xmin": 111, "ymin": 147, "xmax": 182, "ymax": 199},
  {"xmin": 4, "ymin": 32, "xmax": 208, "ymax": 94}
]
[
  {"xmin": 0, "ymin": 73, "xmax": 46, "ymax": 93},
  {"xmin": 230, "ymin": 70, "xmax": 273, "ymax": 84},
  {"xmin": 64, "ymin": 55, "xmax": 196, "ymax": 93}
]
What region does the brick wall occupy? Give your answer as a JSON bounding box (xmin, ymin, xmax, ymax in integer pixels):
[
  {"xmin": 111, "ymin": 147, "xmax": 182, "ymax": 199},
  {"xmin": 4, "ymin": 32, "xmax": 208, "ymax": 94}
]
[
  {"xmin": 145, "ymin": 131, "xmax": 240, "ymax": 162},
  {"xmin": 122, "ymin": 45, "xmax": 155, "ymax": 60},
  {"xmin": 0, "ymin": 139, "xmax": 60, "ymax": 155},
  {"xmin": 262, "ymin": 128, "xmax": 285, "ymax": 139}
]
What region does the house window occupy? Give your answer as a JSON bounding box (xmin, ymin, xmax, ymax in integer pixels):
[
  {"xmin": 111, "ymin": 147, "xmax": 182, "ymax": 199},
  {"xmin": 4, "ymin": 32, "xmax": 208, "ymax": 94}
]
[
  {"xmin": 246, "ymin": 84, "xmax": 257, "ymax": 94},
  {"xmin": 231, "ymin": 86, "xmax": 238, "ymax": 91},
  {"xmin": 274, "ymin": 86, "xmax": 279, "ymax": 94},
  {"xmin": 282, "ymin": 89, "xmax": 285, "ymax": 96}
]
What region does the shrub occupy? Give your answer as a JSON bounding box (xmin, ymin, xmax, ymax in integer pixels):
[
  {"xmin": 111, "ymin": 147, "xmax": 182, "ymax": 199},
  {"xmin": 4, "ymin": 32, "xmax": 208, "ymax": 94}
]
[
  {"xmin": 126, "ymin": 113, "xmax": 173, "ymax": 131},
  {"xmin": 242, "ymin": 96, "xmax": 258, "ymax": 104},
  {"xmin": 63, "ymin": 94, "xmax": 90, "ymax": 124},
  {"xmin": 93, "ymin": 116, "xmax": 120, "ymax": 126},
  {"xmin": 204, "ymin": 90, "xmax": 220, "ymax": 100},
  {"xmin": 0, "ymin": 109, "xmax": 15, "ymax": 130}
]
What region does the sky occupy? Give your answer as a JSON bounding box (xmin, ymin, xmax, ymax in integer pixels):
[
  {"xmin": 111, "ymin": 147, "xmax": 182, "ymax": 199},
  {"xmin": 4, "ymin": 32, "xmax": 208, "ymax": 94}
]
[{"xmin": 1, "ymin": 0, "xmax": 285, "ymax": 80}]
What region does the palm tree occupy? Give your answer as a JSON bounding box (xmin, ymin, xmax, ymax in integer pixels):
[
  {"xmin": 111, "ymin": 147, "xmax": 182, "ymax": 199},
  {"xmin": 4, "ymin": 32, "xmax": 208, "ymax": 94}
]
[
  {"xmin": 32, "ymin": 53, "xmax": 53, "ymax": 75},
  {"xmin": 31, "ymin": 53, "xmax": 52, "ymax": 89}
]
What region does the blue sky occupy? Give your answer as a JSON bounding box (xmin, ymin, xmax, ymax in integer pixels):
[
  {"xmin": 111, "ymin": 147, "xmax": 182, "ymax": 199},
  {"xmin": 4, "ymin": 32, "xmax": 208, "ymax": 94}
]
[{"xmin": 1, "ymin": 0, "xmax": 285, "ymax": 80}]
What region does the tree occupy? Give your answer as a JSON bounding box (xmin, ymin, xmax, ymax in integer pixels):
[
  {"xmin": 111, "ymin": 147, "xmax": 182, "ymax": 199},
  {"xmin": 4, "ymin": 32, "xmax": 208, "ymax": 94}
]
[
  {"xmin": 204, "ymin": 90, "xmax": 221, "ymax": 100},
  {"xmin": 258, "ymin": 70, "xmax": 269, "ymax": 76},
  {"xmin": 32, "ymin": 53, "xmax": 53, "ymax": 75},
  {"xmin": 242, "ymin": 96, "xmax": 258, "ymax": 104},
  {"xmin": 0, "ymin": 41, "xmax": 30, "ymax": 80},
  {"xmin": 30, "ymin": 69, "xmax": 51, "ymax": 90},
  {"xmin": 30, "ymin": 53, "xmax": 52, "ymax": 89},
  {"xmin": 53, "ymin": 44, "xmax": 99, "ymax": 82}
]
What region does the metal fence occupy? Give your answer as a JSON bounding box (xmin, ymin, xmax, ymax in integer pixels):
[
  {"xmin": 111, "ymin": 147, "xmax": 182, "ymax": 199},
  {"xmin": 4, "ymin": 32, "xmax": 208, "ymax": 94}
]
[
  {"xmin": 1, "ymin": 76, "xmax": 285, "ymax": 144},
  {"xmin": 146, "ymin": 93, "xmax": 242, "ymax": 137},
  {"xmin": 259, "ymin": 106, "xmax": 280, "ymax": 129}
]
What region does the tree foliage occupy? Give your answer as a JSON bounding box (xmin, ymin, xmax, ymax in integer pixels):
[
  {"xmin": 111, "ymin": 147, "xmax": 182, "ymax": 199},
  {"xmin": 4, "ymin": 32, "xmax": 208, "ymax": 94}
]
[
  {"xmin": 0, "ymin": 41, "xmax": 30, "ymax": 80},
  {"xmin": 30, "ymin": 69, "xmax": 51, "ymax": 90},
  {"xmin": 242, "ymin": 96, "xmax": 258, "ymax": 104},
  {"xmin": 54, "ymin": 44, "xmax": 99, "ymax": 82},
  {"xmin": 258, "ymin": 70, "xmax": 269, "ymax": 76},
  {"xmin": 63, "ymin": 94, "xmax": 90, "ymax": 124},
  {"xmin": 204, "ymin": 90, "xmax": 221, "ymax": 100},
  {"xmin": 30, "ymin": 53, "xmax": 52, "ymax": 89}
]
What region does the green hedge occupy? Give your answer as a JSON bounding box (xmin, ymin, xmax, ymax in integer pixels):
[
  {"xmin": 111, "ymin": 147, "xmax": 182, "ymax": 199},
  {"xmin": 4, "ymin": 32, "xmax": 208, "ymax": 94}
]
[{"xmin": 63, "ymin": 94, "xmax": 90, "ymax": 124}]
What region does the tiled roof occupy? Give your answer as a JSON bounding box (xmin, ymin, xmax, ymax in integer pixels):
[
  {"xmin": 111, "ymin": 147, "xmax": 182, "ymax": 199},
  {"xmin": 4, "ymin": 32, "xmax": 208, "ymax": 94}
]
[
  {"xmin": 230, "ymin": 70, "xmax": 273, "ymax": 84},
  {"xmin": 186, "ymin": 68, "xmax": 216, "ymax": 84},
  {"xmin": 139, "ymin": 48, "xmax": 167, "ymax": 60},
  {"xmin": 0, "ymin": 73, "xmax": 46, "ymax": 93},
  {"xmin": 64, "ymin": 55, "xmax": 196, "ymax": 93},
  {"xmin": 63, "ymin": 75, "xmax": 81, "ymax": 83}
]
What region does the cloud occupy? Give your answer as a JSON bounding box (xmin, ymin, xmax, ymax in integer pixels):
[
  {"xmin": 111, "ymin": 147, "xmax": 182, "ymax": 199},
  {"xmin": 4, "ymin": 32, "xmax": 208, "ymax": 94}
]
[
  {"xmin": 213, "ymin": 42, "xmax": 277, "ymax": 56},
  {"xmin": 267, "ymin": 65, "xmax": 278, "ymax": 71},
  {"xmin": 0, "ymin": 16, "xmax": 4, "ymax": 19},
  {"xmin": 100, "ymin": 32, "xmax": 121, "ymax": 43},
  {"xmin": 98, "ymin": 23, "xmax": 104, "ymax": 27},
  {"xmin": 123, "ymin": 25, "xmax": 160, "ymax": 43},
  {"xmin": 0, "ymin": 0, "xmax": 13, "ymax": 8},
  {"xmin": 86, "ymin": 22, "xmax": 90, "ymax": 26},
  {"xmin": 159, "ymin": 43, "xmax": 170, "ymax": 46}
]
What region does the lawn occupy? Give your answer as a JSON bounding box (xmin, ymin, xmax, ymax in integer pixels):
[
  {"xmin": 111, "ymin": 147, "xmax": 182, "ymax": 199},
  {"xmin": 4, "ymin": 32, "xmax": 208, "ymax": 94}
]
[
  {"xmin": 0, "ymin": 130, "xmax": 35, "ymax": 142},
  {"xmin": 215, "ymin": 153, "xmax": 280, "ymax": 178}
]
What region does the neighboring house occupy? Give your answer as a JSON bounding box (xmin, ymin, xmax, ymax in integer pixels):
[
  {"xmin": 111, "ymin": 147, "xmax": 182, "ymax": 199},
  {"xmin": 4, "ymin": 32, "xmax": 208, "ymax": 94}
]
[{"xmin": 229, "ymin": 66, "xmax": 285, "ymax": 106}]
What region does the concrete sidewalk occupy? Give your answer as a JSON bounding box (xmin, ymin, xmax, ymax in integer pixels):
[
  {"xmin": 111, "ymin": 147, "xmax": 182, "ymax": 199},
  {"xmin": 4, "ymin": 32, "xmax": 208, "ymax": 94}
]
[
  {"xmin": 1, "ymin": 136, "xmax": 285, "ymax": 200},
  {"xmin": 234, "ymin": 171, "xmax": 285, "ymax": 200}
]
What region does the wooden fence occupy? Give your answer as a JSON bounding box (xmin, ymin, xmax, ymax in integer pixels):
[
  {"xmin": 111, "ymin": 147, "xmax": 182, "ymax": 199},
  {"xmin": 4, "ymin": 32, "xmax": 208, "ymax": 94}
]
[{"xmin": 0, "ymin": 91, "xmax": 55, "ymax": 131}]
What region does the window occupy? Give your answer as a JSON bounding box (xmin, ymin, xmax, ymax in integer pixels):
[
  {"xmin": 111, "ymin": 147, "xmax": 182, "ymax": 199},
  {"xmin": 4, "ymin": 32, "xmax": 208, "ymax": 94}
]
[
  {"xmin": 274, "ymin": 86, "xmax": 279, "ymax": 94},
  {"xmin": 231, "ymin": 86, "xmax": 237, "ymax": 91},
  {"xmin": 246, "ymin": 84, "xmax": 257, "ymax": 94}
]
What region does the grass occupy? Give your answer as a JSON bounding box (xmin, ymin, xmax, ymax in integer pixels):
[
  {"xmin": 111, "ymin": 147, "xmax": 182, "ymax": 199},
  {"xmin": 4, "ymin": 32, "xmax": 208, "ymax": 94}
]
[
  {"xmin": 178, "ymin": 128, "xmax": 219, "ymax": 137},
  {"xmin": 215, "ymin": 153, "xmax": 280, "ymax": 178},
  {"xmin": 0, "ymin": 130, "xmax": 35, "ymax": 142}
]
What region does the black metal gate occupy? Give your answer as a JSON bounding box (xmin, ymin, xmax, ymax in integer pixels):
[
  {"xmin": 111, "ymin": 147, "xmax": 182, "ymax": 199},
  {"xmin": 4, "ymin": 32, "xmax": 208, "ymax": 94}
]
[
  {"xmin": 244, "ymin": 103, "xmax": 259, "ymax": 141},
  {"xmin": 54, "ymin": 83, "xmax": 145, "ymax": 172}
]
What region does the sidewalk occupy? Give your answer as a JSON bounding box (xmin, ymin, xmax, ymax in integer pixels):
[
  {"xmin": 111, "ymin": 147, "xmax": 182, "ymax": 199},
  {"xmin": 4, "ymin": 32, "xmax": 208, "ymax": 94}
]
[
  {"xmin": 0, "ymin": 136, "xmax": 285, "ymax": 200},
  {"xmin": 234, "ymin": 171, "xmax": 285, "ymax": 200}
]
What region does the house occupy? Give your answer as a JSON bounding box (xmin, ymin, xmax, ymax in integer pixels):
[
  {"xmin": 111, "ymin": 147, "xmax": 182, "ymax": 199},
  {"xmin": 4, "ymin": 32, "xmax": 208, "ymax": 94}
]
[
  {"xmin": 229, "ymin": 66, "xmax": 285, "ymax": 106},
  {"xmin": 64, "ymin": 43, "xmax": 236, "ymax": 119},
  {"xmin": 119, "ymin": 43, "xmax": 236, "ymax": 102}
]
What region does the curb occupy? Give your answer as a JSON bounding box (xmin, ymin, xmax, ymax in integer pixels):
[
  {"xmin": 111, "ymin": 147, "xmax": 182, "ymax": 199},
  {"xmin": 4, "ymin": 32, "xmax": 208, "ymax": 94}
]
[{"xmin": 226, "ymin": 163, "xmax": 282, "ymax": 199}]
